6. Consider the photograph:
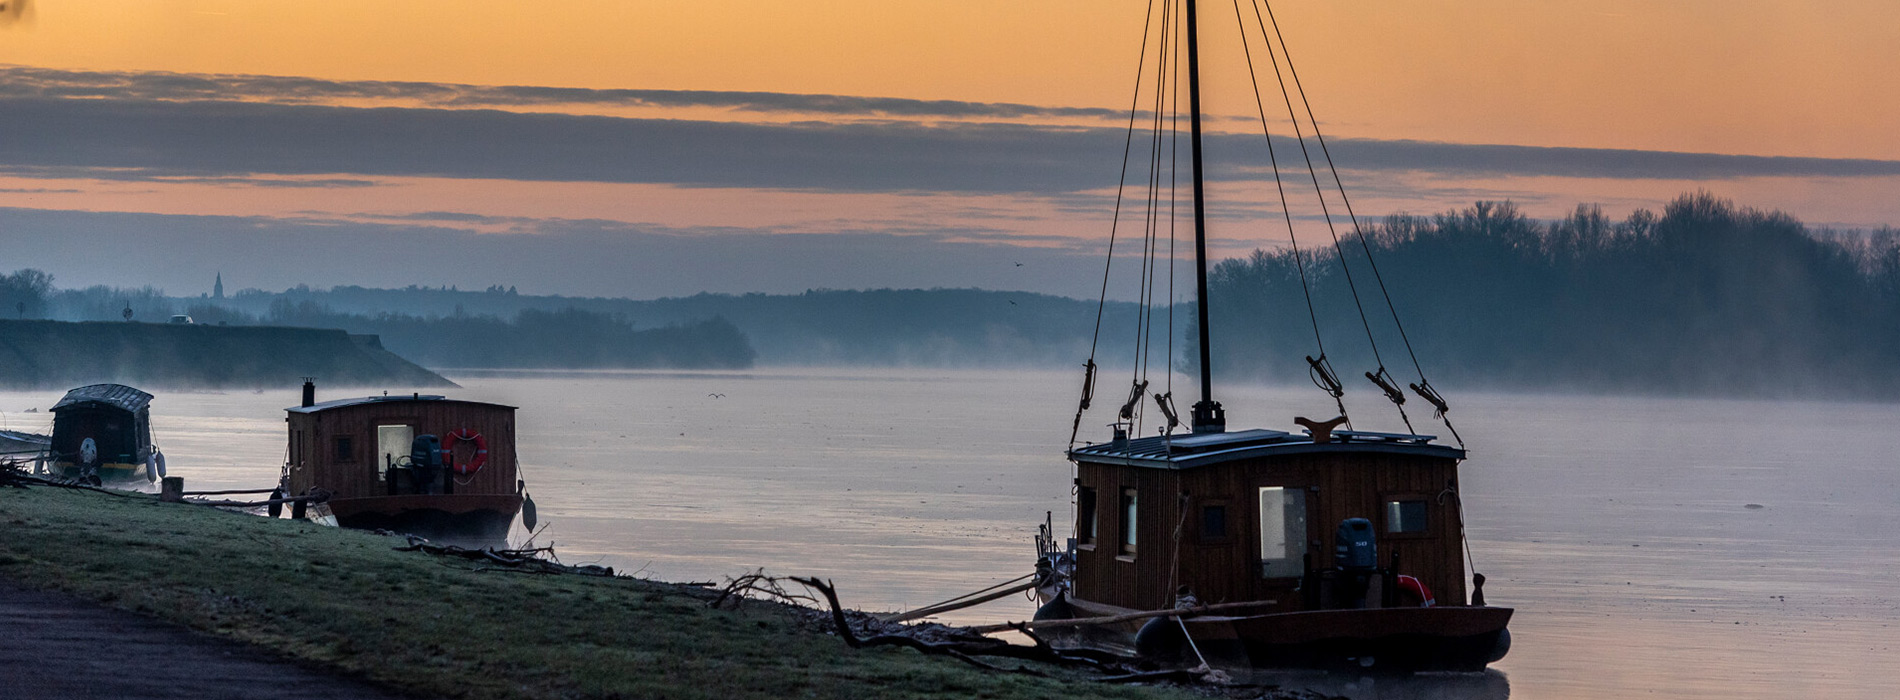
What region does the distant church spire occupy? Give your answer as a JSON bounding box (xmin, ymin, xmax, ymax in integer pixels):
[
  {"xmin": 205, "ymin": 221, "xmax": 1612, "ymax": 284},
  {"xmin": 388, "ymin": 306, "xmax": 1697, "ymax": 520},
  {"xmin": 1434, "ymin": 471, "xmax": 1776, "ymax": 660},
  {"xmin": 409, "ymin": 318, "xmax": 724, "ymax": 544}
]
[{"xmin": 214, "ymin": 272, "xmax": 224, "ymax": 299}]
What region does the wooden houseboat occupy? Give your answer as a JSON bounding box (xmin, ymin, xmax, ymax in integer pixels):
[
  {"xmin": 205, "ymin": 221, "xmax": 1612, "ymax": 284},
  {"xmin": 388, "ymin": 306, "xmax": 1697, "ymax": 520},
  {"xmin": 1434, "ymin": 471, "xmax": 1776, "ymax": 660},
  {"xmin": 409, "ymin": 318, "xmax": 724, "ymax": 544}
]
[
  {"xmin": 1030, "ymin": 0, "xmax": 1510, "ymax": 673},
  {"xmin": 282, "ymin": 382, "xmax": 524, "ymax": 541},
  {"xmin": 50, "ymin": 384, "xmax": 163, "ymax": 483},
  {"xmin": 1048, "ymin": 428, "xmax": 1510, "ymax": 671}
]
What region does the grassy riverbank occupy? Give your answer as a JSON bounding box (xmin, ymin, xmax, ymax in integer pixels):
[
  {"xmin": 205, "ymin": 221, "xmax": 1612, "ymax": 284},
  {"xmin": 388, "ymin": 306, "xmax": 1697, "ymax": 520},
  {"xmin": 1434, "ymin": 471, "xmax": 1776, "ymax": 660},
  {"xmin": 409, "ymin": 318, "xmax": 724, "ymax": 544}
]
[{"xmin": 0, "ymin": 486, "xmax": 1185, "ymax": 700}]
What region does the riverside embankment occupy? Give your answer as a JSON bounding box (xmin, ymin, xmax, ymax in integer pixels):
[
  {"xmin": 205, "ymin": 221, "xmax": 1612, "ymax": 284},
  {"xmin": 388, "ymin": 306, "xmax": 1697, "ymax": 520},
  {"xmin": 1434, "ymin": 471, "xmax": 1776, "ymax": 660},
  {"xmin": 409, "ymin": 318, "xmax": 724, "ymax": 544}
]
[
  {"xmin": 0, "ymin": 319, "xmax": 450, "ymax": 389},
  {"xmin": 0, "ymin": 483, "xmax": 1189, "ymax": 700}
]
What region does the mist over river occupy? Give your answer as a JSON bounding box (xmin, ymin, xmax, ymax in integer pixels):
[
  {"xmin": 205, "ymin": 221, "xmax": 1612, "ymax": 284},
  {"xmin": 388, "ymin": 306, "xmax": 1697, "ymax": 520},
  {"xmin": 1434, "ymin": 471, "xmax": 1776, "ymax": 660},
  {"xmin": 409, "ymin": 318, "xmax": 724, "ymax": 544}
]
[{"xmin": 3, "ymin": 368, "xmax": 1892, "ymax": 699}]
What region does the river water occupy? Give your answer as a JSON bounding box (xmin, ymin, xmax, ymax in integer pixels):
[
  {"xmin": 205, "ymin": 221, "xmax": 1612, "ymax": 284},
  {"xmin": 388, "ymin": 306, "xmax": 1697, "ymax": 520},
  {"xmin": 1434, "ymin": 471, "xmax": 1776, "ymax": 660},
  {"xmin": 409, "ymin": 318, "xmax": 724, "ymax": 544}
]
[{"xmin": 2, "ymin": 368, "xmax": 1893, "ymax": 699}]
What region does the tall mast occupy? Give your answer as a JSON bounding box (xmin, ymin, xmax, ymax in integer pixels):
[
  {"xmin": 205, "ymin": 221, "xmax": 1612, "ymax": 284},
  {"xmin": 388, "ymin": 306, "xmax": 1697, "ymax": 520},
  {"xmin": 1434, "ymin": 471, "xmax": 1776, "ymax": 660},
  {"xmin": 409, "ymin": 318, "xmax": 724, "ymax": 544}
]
[{"xmin": 1186, "ymin": 0, "xmax": 1225, "ymax": 434}]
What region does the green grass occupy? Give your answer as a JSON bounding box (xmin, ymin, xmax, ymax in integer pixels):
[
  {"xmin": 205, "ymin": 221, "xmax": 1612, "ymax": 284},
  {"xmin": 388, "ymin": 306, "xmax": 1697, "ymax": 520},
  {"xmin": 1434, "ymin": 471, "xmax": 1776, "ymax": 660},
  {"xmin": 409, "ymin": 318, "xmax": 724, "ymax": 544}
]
[{"xmin": 0, "ymin": 486, "xmax": 1191, "ymax": 699}]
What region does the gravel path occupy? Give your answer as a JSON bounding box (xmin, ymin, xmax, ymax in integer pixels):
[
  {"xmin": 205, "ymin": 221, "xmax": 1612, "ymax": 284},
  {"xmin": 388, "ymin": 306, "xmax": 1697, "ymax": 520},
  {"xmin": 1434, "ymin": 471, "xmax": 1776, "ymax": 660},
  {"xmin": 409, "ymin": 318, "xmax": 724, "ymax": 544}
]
[{"xmin": 0, "ymin": 581, "xmax": 412, "ymax": 700}]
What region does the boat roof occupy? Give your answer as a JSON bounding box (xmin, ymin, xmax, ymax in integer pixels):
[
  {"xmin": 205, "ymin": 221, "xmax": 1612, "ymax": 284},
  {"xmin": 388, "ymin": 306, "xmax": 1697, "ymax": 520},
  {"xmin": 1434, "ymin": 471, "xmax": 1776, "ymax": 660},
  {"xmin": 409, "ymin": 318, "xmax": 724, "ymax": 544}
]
[
  {"xmin": 51, "ymin": 384, "xmax": 154, "ymax": 414},
  {"xmin": 287, "ymin": 394, "xmax": 516, "ymax": 414},
  {"xmin": 1069, "ymin": 427, "xmax": 1463, "ymax": 470}
]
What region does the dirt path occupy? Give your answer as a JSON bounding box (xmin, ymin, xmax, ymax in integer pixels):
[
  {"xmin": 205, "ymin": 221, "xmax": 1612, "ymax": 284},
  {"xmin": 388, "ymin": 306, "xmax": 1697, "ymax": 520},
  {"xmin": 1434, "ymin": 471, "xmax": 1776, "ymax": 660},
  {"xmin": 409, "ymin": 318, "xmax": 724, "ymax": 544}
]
[{"xmin": 0, "ymin": 581, "xmax": 412, "ymax": 700}]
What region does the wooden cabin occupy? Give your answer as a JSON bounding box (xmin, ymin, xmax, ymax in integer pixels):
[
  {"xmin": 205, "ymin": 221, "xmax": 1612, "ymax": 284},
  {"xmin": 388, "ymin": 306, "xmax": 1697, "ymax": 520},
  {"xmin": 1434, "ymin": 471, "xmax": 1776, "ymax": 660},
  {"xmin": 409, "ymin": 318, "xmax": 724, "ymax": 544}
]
[
  {"xmin": 50, "ymin": 384, "xmax": 158, "ymax": 482},
  {"xmin": 283, "ymin": 384, "xmax": 522, "ymax": 540},
  {"xmin": 1067, "ymin": 428, "xmax": 1469, "ymax": 613}
]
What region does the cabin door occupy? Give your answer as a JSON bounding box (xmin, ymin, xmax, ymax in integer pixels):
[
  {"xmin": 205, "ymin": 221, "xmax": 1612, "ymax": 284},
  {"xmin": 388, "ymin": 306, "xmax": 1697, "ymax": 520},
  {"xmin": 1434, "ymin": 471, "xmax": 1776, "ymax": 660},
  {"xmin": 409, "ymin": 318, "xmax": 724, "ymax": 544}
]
[
  {"xmin": 376, "ymin": 425, "xmax": 414, "ymax": 472},
  {"xmin": 1256, "ymin": 485, "xmax": 1313, "ymax": 602}
]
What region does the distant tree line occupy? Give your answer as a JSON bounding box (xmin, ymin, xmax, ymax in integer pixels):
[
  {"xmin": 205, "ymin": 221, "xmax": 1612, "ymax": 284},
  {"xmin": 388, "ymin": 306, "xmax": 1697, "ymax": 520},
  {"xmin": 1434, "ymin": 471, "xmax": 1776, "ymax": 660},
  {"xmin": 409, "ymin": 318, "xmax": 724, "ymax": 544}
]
[
  {"xmin": 0, "ymin": 277, "xmax": 754, "ymax": 370},
  {"xmin": 1200, "ymin": 193, "xmax": 1900, "ymax": 398},
  {"xmin": 216, "ymin": 285, "xmax": 1140, "ymax": 367},
  {"xmin": 241, "ymin": 301, "xmax": 756, "ymax": 370},
  {"xmin": 10, "ymin": 191, "xmax": 1899, "ymax": 395}
]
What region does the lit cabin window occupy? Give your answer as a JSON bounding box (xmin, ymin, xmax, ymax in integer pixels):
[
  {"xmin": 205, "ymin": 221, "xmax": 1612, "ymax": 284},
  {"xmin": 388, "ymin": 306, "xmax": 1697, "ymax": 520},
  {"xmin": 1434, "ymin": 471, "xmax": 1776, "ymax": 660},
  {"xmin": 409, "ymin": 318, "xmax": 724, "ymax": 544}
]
[
  {"xmin": 1385, "ymin": 499, "xmax": 1429, "ymax": 534},
  {"xmin": 376, "ymin": 425, "xmax": 414, "ymax": 471},
  {"xmin": 1119, "ymin": 488, "xmax": 1138, "ymax": 556},
  {"xmin": 1258, "ymin": 487, "xmax": 1308, "ymax": 578},
  {"xmin": 1076, "ymin": 486, "xmax": 1098, "ymax": 546},
  {"xmin": 1202, "ymin": 505, "xmax": 1228, "ymax": 540}
]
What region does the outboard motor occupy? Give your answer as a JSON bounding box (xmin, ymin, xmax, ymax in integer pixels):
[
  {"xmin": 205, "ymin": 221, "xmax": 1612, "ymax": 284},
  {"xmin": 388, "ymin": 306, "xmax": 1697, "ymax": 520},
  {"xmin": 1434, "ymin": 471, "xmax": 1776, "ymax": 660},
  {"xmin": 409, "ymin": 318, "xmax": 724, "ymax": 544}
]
[
  {"xmin": 1332, "ymin": 517, "xmax": 1378, "ymax": 609},
  {"xmin": 1334, "ymin": 517, "xmax": 1378, "ymax": 570},
  {"xmin": 409, "ymin": 434, "xmax": 442, "ymax": 494}
]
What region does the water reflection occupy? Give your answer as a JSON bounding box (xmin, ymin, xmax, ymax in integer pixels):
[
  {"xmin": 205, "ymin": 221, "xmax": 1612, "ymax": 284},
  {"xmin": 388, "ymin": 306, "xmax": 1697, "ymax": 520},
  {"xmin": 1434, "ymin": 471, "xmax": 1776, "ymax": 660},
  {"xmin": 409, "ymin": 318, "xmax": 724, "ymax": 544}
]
[{"xmin": 1236, "ymin": 669, "xmax": 1509, "ymax": 700}]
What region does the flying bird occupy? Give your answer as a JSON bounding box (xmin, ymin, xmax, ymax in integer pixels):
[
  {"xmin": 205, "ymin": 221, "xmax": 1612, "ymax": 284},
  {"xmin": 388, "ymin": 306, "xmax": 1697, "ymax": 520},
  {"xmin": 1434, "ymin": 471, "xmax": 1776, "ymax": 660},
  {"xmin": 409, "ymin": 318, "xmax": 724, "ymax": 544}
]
[{"xmin": 708, "ymin": 393, "xmax": 725, "ymax": 398}]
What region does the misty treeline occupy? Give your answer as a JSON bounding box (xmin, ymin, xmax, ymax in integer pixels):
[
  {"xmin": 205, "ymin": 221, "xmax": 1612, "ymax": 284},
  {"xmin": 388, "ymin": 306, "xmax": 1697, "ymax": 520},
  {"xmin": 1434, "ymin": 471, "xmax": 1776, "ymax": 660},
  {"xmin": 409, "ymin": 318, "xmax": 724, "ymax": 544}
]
[
  {"xmin": 1, "ymin": 278, "xmax": 755, "ymax": 370},
  {"xmin": 228, "ymin": 286, "xmax": 1137, "ymax": 367},
  {"xmin": 1203, "ymin": 193, "xmax": 1900, "ymax": 397},
  {"xmin": 233, "ymin": 301, "xmax": 756, "ymax": 370}
]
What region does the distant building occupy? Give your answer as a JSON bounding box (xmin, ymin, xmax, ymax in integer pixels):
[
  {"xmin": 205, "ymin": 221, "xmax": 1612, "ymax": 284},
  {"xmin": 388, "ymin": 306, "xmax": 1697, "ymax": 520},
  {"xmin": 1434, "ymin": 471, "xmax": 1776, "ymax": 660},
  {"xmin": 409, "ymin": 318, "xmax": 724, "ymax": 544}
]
[{"xmin": 214, "ymin": 272, "xmax": 224, "ymax": 300}]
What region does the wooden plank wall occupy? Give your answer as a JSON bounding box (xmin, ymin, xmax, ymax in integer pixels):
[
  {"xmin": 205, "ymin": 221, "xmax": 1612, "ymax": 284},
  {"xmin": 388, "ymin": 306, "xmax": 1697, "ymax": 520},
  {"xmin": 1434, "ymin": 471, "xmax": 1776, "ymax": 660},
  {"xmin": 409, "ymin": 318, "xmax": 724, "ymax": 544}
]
[
  {"xmin": 1072, "ymin": 452, "xmax": 1468, "ymax": 612},
  {"xmin": 286, "ymin": 400, "xmax": 517, "ymax": 500},
  {"xmin": 1071, "ymin": 462, "xmax": 1184, "ymax": 612}
]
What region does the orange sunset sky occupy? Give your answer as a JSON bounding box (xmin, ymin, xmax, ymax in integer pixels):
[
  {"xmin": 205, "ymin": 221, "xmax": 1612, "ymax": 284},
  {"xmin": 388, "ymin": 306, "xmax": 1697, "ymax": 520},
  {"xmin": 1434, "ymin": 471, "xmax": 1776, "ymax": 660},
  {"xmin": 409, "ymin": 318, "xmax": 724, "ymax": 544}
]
[{"xmin": 2, "ymin": 0, "xmax": 1897, "ymax": 296}]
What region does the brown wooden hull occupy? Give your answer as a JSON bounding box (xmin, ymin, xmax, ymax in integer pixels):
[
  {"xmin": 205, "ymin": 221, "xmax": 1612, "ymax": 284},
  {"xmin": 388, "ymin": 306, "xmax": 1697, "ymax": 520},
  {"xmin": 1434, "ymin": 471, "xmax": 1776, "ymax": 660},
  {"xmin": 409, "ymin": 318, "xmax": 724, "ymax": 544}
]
[
  {"xmin": 1051, "ymin": 596, "xmax": 1511, "ymax": 673},
  {"xmin": 1183, "ymin": 606, "xmax": 1513, "ymax": 672},
  {"xmin": 327, "ymin": 494, "xmax": 522, "ymax": 543}
]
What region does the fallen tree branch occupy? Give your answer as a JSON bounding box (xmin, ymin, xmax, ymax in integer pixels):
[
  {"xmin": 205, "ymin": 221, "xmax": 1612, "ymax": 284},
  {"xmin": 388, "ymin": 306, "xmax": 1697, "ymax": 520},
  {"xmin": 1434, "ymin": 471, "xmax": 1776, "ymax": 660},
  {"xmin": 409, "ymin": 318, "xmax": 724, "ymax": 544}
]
[
  {"xmin": 789, "ymin": 576, "xmax": 1046, "ymax": 676},
  {"xmin": 393, "ymin": 536, "xmax": 614, "ymax": 577},
  {"xmin": 965, "ymin": 599, "xmax": 1279, "ymax": 634}
]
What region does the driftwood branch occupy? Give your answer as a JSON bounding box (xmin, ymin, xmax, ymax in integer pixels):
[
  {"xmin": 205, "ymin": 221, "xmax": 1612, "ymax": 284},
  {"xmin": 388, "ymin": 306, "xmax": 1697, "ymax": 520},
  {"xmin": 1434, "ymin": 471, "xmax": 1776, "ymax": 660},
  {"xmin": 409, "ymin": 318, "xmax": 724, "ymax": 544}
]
[
  {"xmin": 789, "ymin": 576, "xmax": 1044, "ymax": 676},
  {"xmin": 394, "ymin": 536, "xmax": 613, "ymax": 577},
  {"xmin": 711, "ymin": 569, "xmax": 818, "ymax": 609},
  {"xmin": 787, "ymin": 576, "xmax": 1170, "ymax": 681},
  {"xmin": 964, "ymin": 599, "xmax": 1279, "ymax": 634}
]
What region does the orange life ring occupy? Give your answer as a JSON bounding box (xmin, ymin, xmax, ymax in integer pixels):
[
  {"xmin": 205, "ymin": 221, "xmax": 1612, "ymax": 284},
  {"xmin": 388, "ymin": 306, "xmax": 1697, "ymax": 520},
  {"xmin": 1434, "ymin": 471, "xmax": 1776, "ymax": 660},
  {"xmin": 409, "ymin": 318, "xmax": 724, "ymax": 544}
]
[
  {"xmin": 443, "ymin": 428, "xmax": 488, "ymax": 475},
  {"xmin": 1397, "ymin": 574, "xmax": 1436, "ymax": 607}
]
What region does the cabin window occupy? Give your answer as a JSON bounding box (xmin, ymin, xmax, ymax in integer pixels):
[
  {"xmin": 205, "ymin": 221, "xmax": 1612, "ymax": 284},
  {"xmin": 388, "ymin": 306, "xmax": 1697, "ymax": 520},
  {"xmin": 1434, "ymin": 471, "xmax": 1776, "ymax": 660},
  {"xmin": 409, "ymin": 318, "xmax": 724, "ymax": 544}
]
[
  {"xmin": 1119, "ymin": 488, "xmax": 1138, "ymax": 556},
  {"xmin": 1385, "ymin": 499, "xmax": 1429, "ymax": 534},
  {"xmin": 334, "ymin": 436, "xmax": 355, "ymax": 462},
  {"xmin": 1201, "ymin": 505, "xmax": 1228, "ymax": 541},
  {"xmin": 1258, "ymin": 486, "xmax": 1308, "ymax": 578},
  {"xmin": 377, "ymin": 425, "xmax": 414, "ymax": 471},
  {"xmin": 1076, "ymin": 486, "xmax": 1098, "ymax": 547}
]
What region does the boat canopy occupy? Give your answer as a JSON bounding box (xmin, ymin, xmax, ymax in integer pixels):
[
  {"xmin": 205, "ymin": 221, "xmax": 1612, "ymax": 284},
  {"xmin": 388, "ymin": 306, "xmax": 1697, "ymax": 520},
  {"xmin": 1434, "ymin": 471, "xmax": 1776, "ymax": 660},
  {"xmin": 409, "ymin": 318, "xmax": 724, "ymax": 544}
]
[{"xmin": 51, "ymin": 384, "xmax": 154, "ymax": 415}]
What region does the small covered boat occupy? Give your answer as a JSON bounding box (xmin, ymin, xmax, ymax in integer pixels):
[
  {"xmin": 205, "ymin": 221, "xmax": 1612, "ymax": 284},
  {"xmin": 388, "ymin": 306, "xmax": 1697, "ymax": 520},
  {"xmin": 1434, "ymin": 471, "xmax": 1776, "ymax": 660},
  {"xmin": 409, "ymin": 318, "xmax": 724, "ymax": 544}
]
[
  {"xmin": 281, "ymin": 382, "xmax": 526, "ymax": 541},
  {"xmin": 50, "ymin": 384, "xmax": 164, "ymax": 483}
]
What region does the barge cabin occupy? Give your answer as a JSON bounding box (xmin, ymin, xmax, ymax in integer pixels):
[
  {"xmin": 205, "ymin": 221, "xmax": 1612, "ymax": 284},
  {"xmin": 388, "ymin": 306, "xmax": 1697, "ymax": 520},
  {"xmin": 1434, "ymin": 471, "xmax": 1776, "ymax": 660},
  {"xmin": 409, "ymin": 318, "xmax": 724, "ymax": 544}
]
[
  {"xmin": 283, "ymin": 383, "xmax": 523, "ymax": 541},
  {"xmin": 1049, "ymin": 425, "xmax": 1510, "ymax": 672}
]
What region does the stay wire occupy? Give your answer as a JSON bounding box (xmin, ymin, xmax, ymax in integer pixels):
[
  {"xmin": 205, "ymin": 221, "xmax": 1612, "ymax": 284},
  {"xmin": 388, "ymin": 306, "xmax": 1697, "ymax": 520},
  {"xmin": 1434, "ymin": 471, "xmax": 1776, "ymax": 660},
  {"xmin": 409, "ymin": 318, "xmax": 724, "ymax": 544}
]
[
  {"xmin": 1130, "ymin": 0, "xmax": 1176, "ymax": 438},
  {"xmin": 1259, "ymin": 0, "xmax": 1423, "ymax": 381},
  {"xmin": 1246, "ymin": 0, "xmax": 1383, "ymax": 371},
  {"xmin": 1155, "ymin": 0, "xmax": 1170, "ymax": 437},
  {"xmin": 1229, "ymin": 0, "xmax": 1344, "ymax": 422},
  {"xmin": 1259, "ymin": 0, "xmax": 1450, "ymax": 443},
  {"xmin": 1072, "ymin": 0, "xmax": 1161, "ymax": 452}
]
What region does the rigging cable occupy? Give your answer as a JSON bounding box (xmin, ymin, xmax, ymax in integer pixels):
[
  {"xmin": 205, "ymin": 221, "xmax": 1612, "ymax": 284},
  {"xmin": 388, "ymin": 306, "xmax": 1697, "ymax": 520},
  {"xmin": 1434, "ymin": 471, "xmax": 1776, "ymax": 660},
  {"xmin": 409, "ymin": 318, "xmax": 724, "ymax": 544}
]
[
  {"xmin": 1245, "ymin": 0, "xmax": 1397, "ymax": 432},
  {"xmin": 1071, "ymin": 0, "xmax": 1162, "ymax": 451},
  {"xmin": 1155, "ymin": 0, "xmax": 1170, "ymax": 443},
  {"xmin": 1257, "ymin": 0, "xmax": 1459, "ymax": 446},
  {"xmin": 1228, "ymin": 0, "xmax": 1348, "ymax": 425},
  {"xmin": 1129, "ymin": 0, "xmax": 1177, "ymax": 440}
]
